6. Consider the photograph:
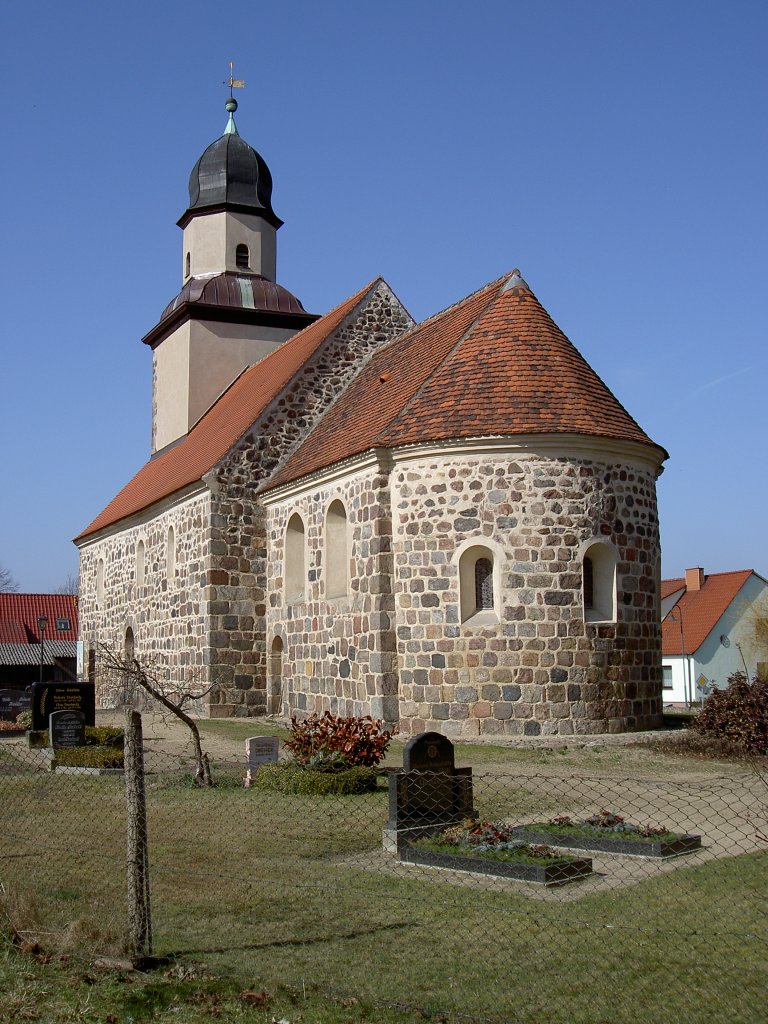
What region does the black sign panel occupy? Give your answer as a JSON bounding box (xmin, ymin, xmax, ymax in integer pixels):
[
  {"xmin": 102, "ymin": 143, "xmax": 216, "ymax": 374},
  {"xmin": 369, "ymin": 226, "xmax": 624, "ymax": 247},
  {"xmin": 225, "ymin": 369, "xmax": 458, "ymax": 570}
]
[{"xmin": 31, "ymin": 683, "xmax": 96, "ymax": 731}]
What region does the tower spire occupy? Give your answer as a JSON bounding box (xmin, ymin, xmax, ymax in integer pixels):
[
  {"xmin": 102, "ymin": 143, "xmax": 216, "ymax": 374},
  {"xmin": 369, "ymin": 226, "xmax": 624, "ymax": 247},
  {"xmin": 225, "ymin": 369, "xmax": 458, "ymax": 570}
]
[{"xmin": 223, "ymin": 61, "xmax": 245, "ymax": 136}]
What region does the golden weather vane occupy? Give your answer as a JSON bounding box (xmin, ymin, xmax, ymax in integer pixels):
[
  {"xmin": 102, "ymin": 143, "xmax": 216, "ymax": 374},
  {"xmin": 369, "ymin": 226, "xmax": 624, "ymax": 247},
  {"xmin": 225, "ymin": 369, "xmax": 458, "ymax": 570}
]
[{"xmin": 225, "ymin": 61, "xmax": 245, "ymax": 97}]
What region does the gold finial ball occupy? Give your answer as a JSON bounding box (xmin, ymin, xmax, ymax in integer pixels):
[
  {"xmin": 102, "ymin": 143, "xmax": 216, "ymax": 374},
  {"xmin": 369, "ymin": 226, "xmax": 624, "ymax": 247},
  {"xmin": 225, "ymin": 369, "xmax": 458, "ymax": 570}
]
[{"xmin": 225, "ymin": 97, "xmax": 238, "ymax": 113}]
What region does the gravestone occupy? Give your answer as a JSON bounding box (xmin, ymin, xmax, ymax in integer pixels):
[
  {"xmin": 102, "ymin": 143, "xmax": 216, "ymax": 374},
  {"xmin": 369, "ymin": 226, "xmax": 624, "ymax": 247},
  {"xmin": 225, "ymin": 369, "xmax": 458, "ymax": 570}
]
[
  {"xmin": 244, "ymin": 735, "xmax": 279, "ymax": 784},
  {"xmin": 32, "ymin": 683, "xmax": 96, "ymax": 731},
  {"xmin": 384, "ymin": 732, "xmax": 476, "ymax": 853},
  {"xmin": 0, "ymin": 688, "xmax": 31, "ymax": 721},
  {"xmin": 49, "ymin": 710, "xmax": 86, "ymax": 749}
]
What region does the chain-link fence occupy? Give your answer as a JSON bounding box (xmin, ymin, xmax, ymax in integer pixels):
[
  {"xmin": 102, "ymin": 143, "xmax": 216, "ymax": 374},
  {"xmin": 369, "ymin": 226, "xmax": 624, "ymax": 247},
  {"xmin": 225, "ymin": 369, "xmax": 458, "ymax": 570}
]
[{"xmin": 0, "ymin": 726, "xmax": 765, "ymax": 1023}]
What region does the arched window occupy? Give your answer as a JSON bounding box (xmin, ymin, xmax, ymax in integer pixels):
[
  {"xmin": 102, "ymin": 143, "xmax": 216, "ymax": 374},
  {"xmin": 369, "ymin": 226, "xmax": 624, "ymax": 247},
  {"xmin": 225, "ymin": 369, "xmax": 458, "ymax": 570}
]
[
  {"xmin": 166, "ymin": 526, "xmax": 176, "ymax": 581},
  {"xmin": 185, "ymin": 251, "xmax": 191, "ymax": 278},
  {"xmin": 96, "ymin": 558, "xmax": 105, "ymax": 607},
  {"xmin": 326, "ymin": 500, "xmax": 348, "ymax": 598},
  {"xmin": 124, "ymin": 626, "xmax": 135, "ymax": 663},
  {"xmin": 285, "ymin": 513, "xmax": 306, "ymax": 603},
  {"xmin": 269, "ymin": 635, "xmax": 283, "ymax": 715},
  {"xmin": 87, "ymin": 646, "xmax": 96, "ymax": 683},
  {"xmin": 474, "ymin": 558, "xmax": 494, "ymax": 610},
  {"xmin": 583, "ymin": 541, "xmax": 617, "ymax": 622},
  {"xmin": 459, "ymin": 545, "xmax": 499, "ymax": 624},
  {"xmin": 235, "ymin": 244, "xmax": 250, "ymax": 269},
  {"xmin": 136, "ymin": 540, "xmax": 145, "ymax": 587}
]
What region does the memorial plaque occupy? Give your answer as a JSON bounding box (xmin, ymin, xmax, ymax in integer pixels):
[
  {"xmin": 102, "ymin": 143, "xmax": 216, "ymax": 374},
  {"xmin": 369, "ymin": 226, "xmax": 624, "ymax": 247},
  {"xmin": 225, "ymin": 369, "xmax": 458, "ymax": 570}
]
[
  {"xmin": 32, "ymin": 683, "xmax": 96, "ymax": 731},
  {"xmin": 245, "ymin": 735, "xmax": 279, "ymax": 780},
  {"xmin": 49, "ymin": 710, "xmax": 86, "ymax": 749}
]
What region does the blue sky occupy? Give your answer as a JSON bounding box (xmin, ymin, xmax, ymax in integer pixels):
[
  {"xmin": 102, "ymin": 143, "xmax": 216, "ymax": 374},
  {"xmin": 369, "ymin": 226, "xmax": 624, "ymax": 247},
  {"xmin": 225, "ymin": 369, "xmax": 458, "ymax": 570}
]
[{"xmin": 1, "ymin": 0, "xmax": 766, "ymax": 591}]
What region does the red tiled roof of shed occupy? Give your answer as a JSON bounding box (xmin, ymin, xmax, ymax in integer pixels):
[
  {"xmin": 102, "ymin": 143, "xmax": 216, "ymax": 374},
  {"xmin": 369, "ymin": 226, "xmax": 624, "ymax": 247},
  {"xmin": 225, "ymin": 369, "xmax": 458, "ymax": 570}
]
[
  {"xmin": 268, "ymin": 270, "xmax": 666, "ymax": 490},
  {"xmin": 0, "ymin": 594, "xmax": 79, "ymax": 643},
  {"xmin": 661, "ymin": 570, "xmax": 753, "ymax": 655},
  {"xmin": 76, "ymin": 280, "xmax": 383, "ymax": 540}
]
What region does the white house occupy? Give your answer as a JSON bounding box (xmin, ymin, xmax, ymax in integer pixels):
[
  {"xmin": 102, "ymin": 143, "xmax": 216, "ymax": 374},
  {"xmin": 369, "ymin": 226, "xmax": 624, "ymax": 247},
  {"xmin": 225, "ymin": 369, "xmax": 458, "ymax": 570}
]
[{"xmin": 661, "ymin": 566, "xmax": 768, "ymax": 705}]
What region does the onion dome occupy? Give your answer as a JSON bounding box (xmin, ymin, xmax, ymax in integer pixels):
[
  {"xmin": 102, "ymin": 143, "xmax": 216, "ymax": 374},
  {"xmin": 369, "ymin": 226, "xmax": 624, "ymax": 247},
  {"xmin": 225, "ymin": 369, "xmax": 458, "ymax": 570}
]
[{"xmin": 180, "ymin": 98, "xmax": 282, "ymax": 228}]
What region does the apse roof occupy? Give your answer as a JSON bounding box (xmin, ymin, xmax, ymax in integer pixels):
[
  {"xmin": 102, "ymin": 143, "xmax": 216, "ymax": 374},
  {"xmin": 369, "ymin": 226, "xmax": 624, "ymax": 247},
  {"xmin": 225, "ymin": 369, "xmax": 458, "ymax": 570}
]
[{"xmin": 267, "ymin": 270, "xmax": 667, "ymax": 490}]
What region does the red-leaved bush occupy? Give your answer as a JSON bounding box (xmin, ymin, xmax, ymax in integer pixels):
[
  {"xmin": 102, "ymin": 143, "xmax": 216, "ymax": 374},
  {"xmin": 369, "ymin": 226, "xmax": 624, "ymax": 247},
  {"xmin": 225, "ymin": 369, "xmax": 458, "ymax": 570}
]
[
  {"xmin": 285, "ymin": 711, "xmax": 395, "ymax": 769},
  {"xmin": 691, "ymin": 672, "xmax": 768, "ymax": 754}
]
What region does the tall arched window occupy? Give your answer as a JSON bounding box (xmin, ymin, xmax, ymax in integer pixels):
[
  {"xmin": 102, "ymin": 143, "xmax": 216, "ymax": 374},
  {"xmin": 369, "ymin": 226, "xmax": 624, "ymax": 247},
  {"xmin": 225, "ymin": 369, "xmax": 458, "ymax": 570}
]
[
  {"xmin": 326, "ymin": 500, "xmax": 348, "ymax": 598},
  {"xmin": 459, "ymin": 545, "xmax": 499, "ymax": 624},
  {"xmin": 269, "ymin": 635, "xmax": 284, "ymax": 715},
  {"xmin": 583, "ymin": 541, "xmax": 617, "ymax": 622},
  {"xmin": 96, "ymin": 558, "xmax": 105, "ymax": 607},
  {"xmin": 124, "ymin": 626, "xmax": 135, "ymax": 663},
  {"xmin": 185, "ymin": 251, "xmax": 191, "ymax": 278},
  {"xmin": 166, "ymin": 526, "xmax": 176, "ymax": 581},
  {"xmin": 285, "ymin": 514, "xmax": 306, "ymax": 603},
  {"xmin": 235, "ymin": 244, "xmax": 250, "ymax": 269},
  {"xmin": 136, "ymin": 540, "xmax": 145, "ymax": 587}
]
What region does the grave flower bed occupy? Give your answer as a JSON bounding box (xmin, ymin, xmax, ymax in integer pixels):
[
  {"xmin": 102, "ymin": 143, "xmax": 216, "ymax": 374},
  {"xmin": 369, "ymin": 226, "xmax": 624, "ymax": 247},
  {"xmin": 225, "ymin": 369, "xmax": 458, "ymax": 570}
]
[
  {"xmin": 400, "ymin": 819, "xmax": 592, "ymax": 886},
  {"xmin": 511, "ymin": 810, "xmax": 701, "ymax": 858},
  {"xmin": 249, "ymin": 712, "xmax": 392, "ymax": 796}
]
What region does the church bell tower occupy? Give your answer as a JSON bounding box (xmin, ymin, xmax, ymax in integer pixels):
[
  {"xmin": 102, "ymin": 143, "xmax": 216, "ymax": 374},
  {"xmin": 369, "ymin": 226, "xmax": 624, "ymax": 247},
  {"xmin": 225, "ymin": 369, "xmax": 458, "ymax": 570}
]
[{"xmin": 142, "ymin": 92, "xmax": 316, "ymax": 454}]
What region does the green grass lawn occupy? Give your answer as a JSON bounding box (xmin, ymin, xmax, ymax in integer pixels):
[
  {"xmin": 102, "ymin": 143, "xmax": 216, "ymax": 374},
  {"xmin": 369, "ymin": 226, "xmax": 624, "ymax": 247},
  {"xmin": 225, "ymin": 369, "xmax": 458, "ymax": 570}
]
[{"xmin": 1, "ymin": 739, "xmax": 765, "ymax": 1024}]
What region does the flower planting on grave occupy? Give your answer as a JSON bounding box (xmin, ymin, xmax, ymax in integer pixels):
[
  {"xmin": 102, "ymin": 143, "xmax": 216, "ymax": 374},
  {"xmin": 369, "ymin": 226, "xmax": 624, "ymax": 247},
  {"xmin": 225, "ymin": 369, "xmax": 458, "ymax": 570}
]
[
  {"xmin": 511, "ymin": 810, "xmax": 702, "ymax": 857},
  {"xmin": 401, "ymin": 819, "xmax": 593, "ymax": 885},
  {"xmin": 249, "ymin": 712, "xmax": 394, "ymax": 795}
]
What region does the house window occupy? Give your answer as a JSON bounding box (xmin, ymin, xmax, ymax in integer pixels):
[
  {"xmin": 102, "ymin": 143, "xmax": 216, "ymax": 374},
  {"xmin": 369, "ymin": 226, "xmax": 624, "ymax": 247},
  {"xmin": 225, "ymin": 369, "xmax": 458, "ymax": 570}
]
[
  {"xmin": 459, "ymin": 545, "xmax": 499, "ymax": 624},
  {"xmin": 582, "ymin": 541, "xmax": 617, "ymax": 623},
  {"xmin": 662, "ymin": 665, "xmax": 673, "ymax": 689},
  {"xmin": 166, "ymin": 526, "xmax": 176, "ymax": 581},
  {"xmin": 326, "ymin": 499, "xmax": 348, "ymax": 599},
  {"xmin": 235, "ymin": 244, "xmax": 250, "ymax": 269},
  {"xmin": 136, "ymin": 539, "xmax": 145, "ymax": 587},
  {"xmin": 285, "ymin": 513, "xmax": 306, "ymax": 603},
  {"xmin": 55, "ymin": 618, "xmax": 71, "ymax": 631}
]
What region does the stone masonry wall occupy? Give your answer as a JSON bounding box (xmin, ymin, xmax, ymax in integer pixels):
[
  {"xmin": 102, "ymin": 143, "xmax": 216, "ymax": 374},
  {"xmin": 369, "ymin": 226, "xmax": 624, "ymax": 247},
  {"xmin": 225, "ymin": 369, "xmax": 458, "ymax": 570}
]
[
  {"xmin": 202, "ymin": 283, "xmax": 413, "ymax": 716},
  {"xmin": 392, "ymin": 450, "xmax": 663, "ymax": 737},
  {"xmin": 78, "ymin": 491, "xmax": 212, "ymax": 704},
  {"xmin": 266, "ymin": 465, "xmax": 398, "ymax": 723}
]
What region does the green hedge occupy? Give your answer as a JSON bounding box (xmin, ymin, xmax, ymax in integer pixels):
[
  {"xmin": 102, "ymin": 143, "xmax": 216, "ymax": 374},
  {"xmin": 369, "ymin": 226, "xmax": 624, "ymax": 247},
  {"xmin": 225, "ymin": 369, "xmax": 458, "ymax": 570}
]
[
  {"xmin": 54, "ymin": 746, "xmax": 124, "ymax": 770},
  {"xmin": 249, "ymin": 762, "xmax": 379, "ymax": 796}
]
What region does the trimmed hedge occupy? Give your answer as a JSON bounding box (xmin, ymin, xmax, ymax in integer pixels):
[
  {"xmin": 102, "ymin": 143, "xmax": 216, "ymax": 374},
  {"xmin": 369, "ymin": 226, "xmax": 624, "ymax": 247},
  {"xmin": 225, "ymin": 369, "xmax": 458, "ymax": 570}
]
[
  {"xmin": 54, "ymin": 745, "xmax": 124, "ymax": 769},
  {"xmin": 249, "ymin": 762, "xmax": 379, "ymax": 796}
]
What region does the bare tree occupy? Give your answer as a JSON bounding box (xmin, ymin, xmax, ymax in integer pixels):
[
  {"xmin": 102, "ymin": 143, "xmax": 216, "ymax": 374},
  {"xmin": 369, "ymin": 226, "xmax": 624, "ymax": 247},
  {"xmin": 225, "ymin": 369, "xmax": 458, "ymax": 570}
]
[
  {"xmin": 0, "ymin": 564, "xmax": 19, "ymax": 593},
  {"xmin": 53, "ymin": 572, "xmax": 80, "ymax": 596},
  {"xmin": 98, "ymin": 644, "xmax": 214, "ymax": 786}
]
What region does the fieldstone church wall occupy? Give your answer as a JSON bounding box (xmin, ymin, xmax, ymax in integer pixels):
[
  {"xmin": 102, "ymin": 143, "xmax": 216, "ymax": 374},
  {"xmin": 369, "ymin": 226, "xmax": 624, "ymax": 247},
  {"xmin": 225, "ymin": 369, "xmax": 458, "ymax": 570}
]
[
  {"xmin": 78, "ymin": 490, "xmax": 213, "ymax": 703},
  {"xmin": 390, "ymin": 448, "xmax": 662, "ymax": 737},
  {"xmin": 265, "ymin": 464, "xmax": 398, "ymax": 723}
]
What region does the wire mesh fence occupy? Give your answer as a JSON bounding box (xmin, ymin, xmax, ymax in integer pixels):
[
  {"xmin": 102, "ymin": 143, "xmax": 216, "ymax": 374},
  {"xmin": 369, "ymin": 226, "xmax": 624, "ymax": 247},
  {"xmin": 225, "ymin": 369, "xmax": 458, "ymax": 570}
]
[{"xmin": 0, "ymin": 727, "xmax": 766, "ymax": 1023}]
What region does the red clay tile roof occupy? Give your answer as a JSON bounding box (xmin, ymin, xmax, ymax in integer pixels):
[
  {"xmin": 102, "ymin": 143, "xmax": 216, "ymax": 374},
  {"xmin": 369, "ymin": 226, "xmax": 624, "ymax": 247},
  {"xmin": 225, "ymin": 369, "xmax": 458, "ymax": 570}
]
[
  {"xmin": 661, "ymin": 570, "xmax": 753, "ymax": 655},
  {"xmin": 76, "ymin": 280, "xmax": 383, "ymax": 540},
  {"xmin": 268, "ymin": 271, "xmax": 666, "ymax": 490},
  {"xmin": 0, "ymin": 594, "xmax": 79, "ymax": 643}
]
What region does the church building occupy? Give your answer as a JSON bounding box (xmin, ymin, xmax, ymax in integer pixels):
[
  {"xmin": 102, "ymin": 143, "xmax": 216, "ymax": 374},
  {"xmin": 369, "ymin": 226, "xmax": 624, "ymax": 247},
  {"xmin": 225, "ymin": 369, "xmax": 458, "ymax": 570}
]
[{"xmin": 76, "ymin": 98, "xmax": 668, "ymax": 738}]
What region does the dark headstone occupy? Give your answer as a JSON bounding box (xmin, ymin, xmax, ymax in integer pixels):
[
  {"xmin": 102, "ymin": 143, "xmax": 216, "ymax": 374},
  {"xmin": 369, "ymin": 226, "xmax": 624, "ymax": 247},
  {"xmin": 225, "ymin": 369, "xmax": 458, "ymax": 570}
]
[
  {"xmin": 388, "ymin": 732, "xmax": 475, "ymax": 836},
  {"xmin": 0, "ymin": 688, "xmax": 31, "ymax": 721},
  {"xmin": 32, "ymin": 683, "xmax": 96, "ymax": 731},
  {"xmin": 402, "ymin": 731, "xmax": 456, "ymax": 773},
  {"xmin": 49, "ymin": 710, "xmax": 86, "ymax": 749}
]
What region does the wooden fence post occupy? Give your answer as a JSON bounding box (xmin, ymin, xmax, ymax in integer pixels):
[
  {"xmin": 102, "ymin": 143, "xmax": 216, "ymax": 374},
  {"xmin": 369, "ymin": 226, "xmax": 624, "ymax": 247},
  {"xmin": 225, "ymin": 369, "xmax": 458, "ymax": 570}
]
[{"xmin": 124, "ymin": 708, "xmax": 152, "ymax": 964}]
